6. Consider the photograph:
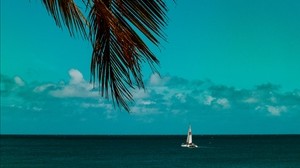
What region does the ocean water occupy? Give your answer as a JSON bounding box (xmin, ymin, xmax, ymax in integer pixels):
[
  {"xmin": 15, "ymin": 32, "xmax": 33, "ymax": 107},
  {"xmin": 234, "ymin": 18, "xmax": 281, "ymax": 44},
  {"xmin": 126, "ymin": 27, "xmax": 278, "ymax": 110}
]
[{"xmin": 1, "ymin": 135, "xmax": 300, "ymax": 168}]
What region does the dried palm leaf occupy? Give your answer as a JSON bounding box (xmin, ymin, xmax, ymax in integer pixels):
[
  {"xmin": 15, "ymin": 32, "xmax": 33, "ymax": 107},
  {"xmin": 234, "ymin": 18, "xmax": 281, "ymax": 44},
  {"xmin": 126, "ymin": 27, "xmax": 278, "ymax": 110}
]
[
  {"xmin": 42, "ymin": 0, "xmax": 169, "ymax": 112},
  {"xmin": 42, "ymin": 0, "xmax": 88, "ymax": 38}
]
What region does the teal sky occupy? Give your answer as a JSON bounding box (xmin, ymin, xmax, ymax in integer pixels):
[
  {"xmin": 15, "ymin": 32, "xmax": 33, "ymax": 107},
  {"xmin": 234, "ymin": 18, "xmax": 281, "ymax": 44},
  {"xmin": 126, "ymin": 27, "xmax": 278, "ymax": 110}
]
[{"xmin": 1, "ymin": 0, "xmax": 300, "ymax": 135}]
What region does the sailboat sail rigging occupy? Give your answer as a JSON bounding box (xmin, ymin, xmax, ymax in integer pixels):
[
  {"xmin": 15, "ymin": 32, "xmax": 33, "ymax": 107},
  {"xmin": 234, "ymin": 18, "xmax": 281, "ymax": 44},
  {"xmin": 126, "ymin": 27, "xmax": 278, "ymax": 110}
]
[{"xmin": 181, "ymin": 125, "xmax": 198, "ymax": 148}]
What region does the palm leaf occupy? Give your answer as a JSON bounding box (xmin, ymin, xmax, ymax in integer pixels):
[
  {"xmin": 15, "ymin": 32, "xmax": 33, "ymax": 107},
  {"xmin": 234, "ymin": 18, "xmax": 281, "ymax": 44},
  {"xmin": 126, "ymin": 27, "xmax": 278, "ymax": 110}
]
[
  {"xmin": 42, "ymin": 0, "xmax": 88, "ymax": 38},
  {"xmin": 42, "ymin": 0, "xmax": 169, "ymax": 112}
]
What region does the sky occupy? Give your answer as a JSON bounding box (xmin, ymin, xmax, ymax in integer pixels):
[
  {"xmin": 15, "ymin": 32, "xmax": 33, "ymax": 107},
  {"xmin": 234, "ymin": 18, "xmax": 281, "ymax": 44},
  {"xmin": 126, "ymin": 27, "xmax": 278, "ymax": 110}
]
[{"xmin": 1, "ymin": 0, "xmax": 300, "ymax": 135}]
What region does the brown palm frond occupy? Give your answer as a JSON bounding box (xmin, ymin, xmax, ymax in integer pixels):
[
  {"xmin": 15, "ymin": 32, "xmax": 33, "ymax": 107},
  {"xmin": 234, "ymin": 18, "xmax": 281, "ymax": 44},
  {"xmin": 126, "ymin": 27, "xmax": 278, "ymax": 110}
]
[
  {"xmin": 114, "ymin": 0, "xmax": 168, "ymax": 43},
  {"xmin": 42, "ymin": 0, "xmax": 88, "ymax": 38},
  {"xmin": 42, "ymin": 0, "xmax": 169, "ymax": 112}
]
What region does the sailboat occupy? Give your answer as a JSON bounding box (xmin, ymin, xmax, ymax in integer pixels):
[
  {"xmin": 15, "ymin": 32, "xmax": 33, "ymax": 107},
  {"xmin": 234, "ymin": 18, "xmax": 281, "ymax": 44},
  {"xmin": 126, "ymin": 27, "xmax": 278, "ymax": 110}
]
[{"xmin": 181, "ymin": 125, "xmax": 198, "ymax": 148}]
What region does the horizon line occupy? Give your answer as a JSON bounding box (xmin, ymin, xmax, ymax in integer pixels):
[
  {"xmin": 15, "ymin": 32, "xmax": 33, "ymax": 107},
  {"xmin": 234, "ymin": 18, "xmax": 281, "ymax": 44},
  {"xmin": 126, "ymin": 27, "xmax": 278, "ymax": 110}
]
[{"xmin": 1, "ymin": 133, "xmax": 299, "ymax": 136}]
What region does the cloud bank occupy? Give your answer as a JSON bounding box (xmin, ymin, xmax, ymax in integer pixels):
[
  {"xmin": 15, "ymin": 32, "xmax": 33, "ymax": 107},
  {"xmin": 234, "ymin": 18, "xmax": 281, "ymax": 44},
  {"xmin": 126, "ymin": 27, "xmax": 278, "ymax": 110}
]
[
  {"xmin": 1, "ymin": 69, "xmax": 300, "ymax": 134},
  {"xmin": 1, "ymin": 69, "xmax": 300, "ymax": 117}
]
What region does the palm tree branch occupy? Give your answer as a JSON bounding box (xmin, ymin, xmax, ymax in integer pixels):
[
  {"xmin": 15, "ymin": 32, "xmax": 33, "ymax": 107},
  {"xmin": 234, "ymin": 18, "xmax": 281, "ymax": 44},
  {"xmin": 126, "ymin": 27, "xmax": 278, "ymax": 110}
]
[
  {"xmin": 42, "ymin": 0, "xmax": 88, "ymax": 38},
  {"xmin": 42, "ymin": 0, "xmax": 169, "ymax": 112}
]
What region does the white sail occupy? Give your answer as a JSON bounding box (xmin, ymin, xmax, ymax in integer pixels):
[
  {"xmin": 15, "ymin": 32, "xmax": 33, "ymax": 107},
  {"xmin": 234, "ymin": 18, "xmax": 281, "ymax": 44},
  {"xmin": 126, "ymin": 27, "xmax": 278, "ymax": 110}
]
[
  {"xmin": 187, "ymin": 125, "xmax": 192, "ymax": 144},
  {"xmin": 181, "ymin": 125, "xmax": 198, "ymax": 148}
]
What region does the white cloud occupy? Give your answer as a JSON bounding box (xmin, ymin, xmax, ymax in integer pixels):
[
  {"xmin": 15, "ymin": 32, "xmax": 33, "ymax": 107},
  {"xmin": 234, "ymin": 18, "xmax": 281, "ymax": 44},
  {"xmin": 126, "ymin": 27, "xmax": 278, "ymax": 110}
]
[
  {"xmin": 149, "ymin": 73, "xmax": 161, "ymax": 86},
  {"xmin": 217, "ymin": 98, "xmax": 230, "ymax": 109},
  {"xmin": 175, "ymin": 93, "xmax": 186, "ymax": 103},
  {"xmin": 14, "ymin": 76, "xmax": 25, "ymax": 86},
  {"xmin": 50, "ymin": 85, "xmax": 96, "ymax": 98},
  {"xmin": 132, "ymin": 89, "xmax": 149, "ymax": 99},
  {"xmin": 2, "ymin": 71, "xmax": 300, "ymax": 119},
  {"xmin": 49, "ymin": 69, "xmax": 96, "ymax": 98},
  {"xmin": 255, "ymin": 106, "xmax": 262, "ymax": 111},
  {"xmin": 32, "ymin": 107, "xmax": 42, "ymax": 111},
  {"xmin": 204, "ymin": 95, "xmax": 216, "ymax": 105},
  {"xmin": 80, "ymin": 102, "xmax": 115, "ymax": 119},
  {"xmin": 244, "ymin": 97, "xmax": 258, "ymax": 104},
  {"xmin": 153, "ymin": 86, "xmax": 169, "ymax": 95},
  {"xmin": 266, "ymin": 105, "xmax": 287, "ymax": 116},
  {"xmin": 80, "ymin": 102, "xmax": 111, "ymax": 108},
  {"xmin": 149, "ymin": 73, "xmax": 169, "ymax": 86},
  {"xmin": 131, "ymin": 106, "xmax": 161, "ymax": 116},
  {"xmin": 33, "ymin": 84, "xmax": 55, "ymax": 93},
  {"xmin": 69, "ymin": 69, "xmax": 84, "ymax": 84},
  {"xmin": 139, "ymin": 100, "xmax": 156, "ymax": 105}
]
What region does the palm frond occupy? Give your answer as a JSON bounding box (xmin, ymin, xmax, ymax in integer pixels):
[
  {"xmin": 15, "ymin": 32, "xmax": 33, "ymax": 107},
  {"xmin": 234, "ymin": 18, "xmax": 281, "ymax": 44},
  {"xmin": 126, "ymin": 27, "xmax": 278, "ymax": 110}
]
[
  {"xmin": 42, "ymin": 0, "xmax": 169, "ymax": 112},
  {"xmin": 42, "ymin": 0, "xmax": 88, "ymax": 38},
  {"xmin": 114, "ymin": 0, "xmax": 168, "ymax": 43}
]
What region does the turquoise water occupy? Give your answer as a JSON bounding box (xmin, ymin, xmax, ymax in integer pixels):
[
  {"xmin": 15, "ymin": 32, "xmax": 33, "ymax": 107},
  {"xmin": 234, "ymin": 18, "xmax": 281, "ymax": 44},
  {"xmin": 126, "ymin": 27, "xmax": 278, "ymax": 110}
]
[{"xmin": 1, "ymin": 135, "xmax": 300, "ymax": 168}]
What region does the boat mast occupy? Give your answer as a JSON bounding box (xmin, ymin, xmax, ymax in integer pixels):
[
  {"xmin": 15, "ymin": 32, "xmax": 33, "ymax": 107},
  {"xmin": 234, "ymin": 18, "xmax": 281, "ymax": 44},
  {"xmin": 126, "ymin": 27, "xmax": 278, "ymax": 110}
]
[{"xmin": 188, "ymin": 125, "xmax": 192, "ymax": 144}]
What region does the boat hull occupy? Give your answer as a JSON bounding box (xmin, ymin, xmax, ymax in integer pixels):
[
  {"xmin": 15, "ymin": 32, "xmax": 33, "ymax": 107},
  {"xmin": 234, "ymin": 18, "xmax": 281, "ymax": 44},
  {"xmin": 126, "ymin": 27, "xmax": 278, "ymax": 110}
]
[{"xmin": 181, "ymin": 143, "xmax": 198, "ymax": 148}]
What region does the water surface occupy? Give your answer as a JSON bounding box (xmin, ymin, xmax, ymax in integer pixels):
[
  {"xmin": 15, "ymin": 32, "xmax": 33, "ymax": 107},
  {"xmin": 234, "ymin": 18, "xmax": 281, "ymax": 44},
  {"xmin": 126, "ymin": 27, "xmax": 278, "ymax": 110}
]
[{"xmin": 1, "ymin": 135, "xmax": 300, "ymax": 168}]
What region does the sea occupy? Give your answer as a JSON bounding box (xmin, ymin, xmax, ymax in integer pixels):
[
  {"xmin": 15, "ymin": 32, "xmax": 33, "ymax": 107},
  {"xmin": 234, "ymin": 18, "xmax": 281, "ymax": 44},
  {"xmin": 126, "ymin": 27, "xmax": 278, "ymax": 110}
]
[{"xmin": 1, "ymin": 135, "xmax": 300, "ymax": 168}]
